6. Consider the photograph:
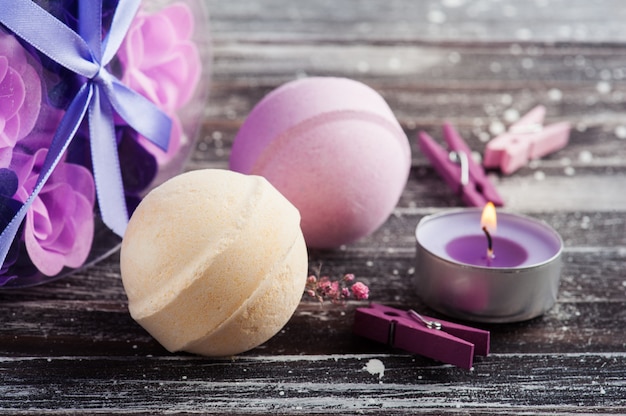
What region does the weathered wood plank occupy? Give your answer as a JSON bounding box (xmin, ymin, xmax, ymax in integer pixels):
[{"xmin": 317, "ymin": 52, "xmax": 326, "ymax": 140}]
[
  {"xmin": 1, "ymin": 246, "xmax": 625, "ymax": 358},
  {"xmin": 208, "ymin": 43, "xmax": 626, "ymax": 89},
  {"xmin": 1, "ymin": 354, "xmax": 626, "ymax": 414},
  {"xmin": 2, "ymin": 298, "xmax": 626, "ymax": 357},
  {"xmin": 0, "ymin": 209, "xmax": 623, "ymax": 301},
  {"xmin": 205, "ymin": 0, "xmax": 626, "ymax": 44}
]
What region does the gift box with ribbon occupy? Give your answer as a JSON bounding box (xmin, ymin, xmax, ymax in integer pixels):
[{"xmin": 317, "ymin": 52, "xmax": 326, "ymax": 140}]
[{"xmin": 0, "ymin": 0, "xmax": 210, "ymax": 287}]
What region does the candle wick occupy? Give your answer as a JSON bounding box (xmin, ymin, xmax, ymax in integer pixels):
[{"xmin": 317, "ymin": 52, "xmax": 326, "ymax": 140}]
[{"xmin": 482, "ymin": 226, "xmax": 494, "ymax": 259}]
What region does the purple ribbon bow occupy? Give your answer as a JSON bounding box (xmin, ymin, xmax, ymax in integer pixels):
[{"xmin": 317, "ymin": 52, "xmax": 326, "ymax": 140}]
[{"xmin": 0, "ymin": 0, "xmax": 172, "ymax": 268}]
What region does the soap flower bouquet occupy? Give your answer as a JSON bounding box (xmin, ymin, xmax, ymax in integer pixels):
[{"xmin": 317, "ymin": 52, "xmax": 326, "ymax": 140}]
[{"xmin": 0, "ymin": 0, "xmax": 209, "ymax": 287}]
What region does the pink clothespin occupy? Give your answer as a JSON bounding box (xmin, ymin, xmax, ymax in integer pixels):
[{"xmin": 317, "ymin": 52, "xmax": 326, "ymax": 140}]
[
  {"xmin": 483, "ymin": 105, "xmax": 571, "ymax": 174},
  {"xmin": 418, "ymin": 123, "xmax": 504, "ymax": 207},
  {"xmin": 353, "ymin": 303, "xmax": 490, "ymax": 369}
]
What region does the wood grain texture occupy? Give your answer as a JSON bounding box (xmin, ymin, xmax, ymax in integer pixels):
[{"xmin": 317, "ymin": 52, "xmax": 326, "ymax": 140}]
[{"xmin": 2, "ymin": 0, "xmax": 626, "ymax": 414}]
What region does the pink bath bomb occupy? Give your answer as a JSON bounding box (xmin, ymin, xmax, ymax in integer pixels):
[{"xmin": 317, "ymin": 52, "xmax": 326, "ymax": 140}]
[{"xmin": 229, "ymin": 77, "xmax": 411, "ymax": 248}]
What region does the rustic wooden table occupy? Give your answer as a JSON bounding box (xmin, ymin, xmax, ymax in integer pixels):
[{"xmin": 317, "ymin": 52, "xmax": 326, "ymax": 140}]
[{"xmin": 2, "ymin": 0, "xmax": 626, "ymax": 414}]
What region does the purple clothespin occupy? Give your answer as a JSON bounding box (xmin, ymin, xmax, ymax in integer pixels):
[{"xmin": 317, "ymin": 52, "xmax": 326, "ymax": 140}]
[
  {"xmin": 353, "ymin": 303, "xmax": 490, "ymax": 369},
  {"xmin": 483, "ymin": 105, "xmax": 571, "ymax": 175},
  {"xmin": 418, "ymin": 123, "xmax": 504, "ymax": 207}
]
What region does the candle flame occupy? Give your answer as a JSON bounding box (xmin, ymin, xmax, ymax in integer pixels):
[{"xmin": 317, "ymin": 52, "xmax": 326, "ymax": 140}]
[{"xmin": 481, "ymin": 202, "xmax": 497, "ymax": 234}]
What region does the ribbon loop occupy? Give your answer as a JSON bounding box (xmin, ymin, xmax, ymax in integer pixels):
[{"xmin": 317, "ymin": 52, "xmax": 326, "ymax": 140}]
[
  {"xmin": 1, "ymin": 1, "xmax": 99, "ymax": 78},
  {"xmin": 101, "ymin": 0, "xmax": 142, "ymax": 66}
]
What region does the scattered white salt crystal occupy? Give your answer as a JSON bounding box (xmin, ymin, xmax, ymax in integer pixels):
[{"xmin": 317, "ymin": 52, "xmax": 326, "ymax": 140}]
[
  {"xmin": 516, "ymin": 28, "xmax": 532, "ymax": 40},
  {"xmin": 442, "ymin": 0, "xmax": 466, "ymax": 7},
  {"xmin": 564, "ymin": 166, "xmax": 575, "ymax": 176},
  {"xmin": 388, "ymin": 57, "xmax": 401, "ymax": 70},
  {"xmin": 503, "ymin": 108, "xmax": 520, "ymax": 123},
  {"xmin": 510, "ymin": 44, "xmax": 523, "ymax": 55},
  {"xmin": 534, "ymin": 171, "xmax": 546, "ymax": 181},
  {"xmin": 574, "ymin": 55, "xmax": 586, "ymax": 66},
  {"xmin": 356, "ymin": 61, "xmax": 370, "ymax": 73},
  {"xmin": 548, "ymin": 88, "xmax": 563, "ymax": 101},
  {"xmin": 596, "ymin": 81, "xmax": 612, "ymax": 94},
  {"xmin": 428, "ymin": 10, "xmax": 447, "ymax": 24},
  {"xmin": 614, "ymin": 125, "xmax": 626, "ymax": 139},
  {"xmin": 558, "ymin": 25, "xmax": 572, "ymax": 38},
  {"xmin": 213, "ymin": 138, "xmax": 224, "ymax": 148},
  {"xmin": 490, "ymin": 62, "xmax": 502, "ymax": 73},
  {"xmin": 363, "ymin": 359, "xmax": 385, "ymax": 380},
  {"xmin": 489, "ymin": 121, "xmax": 506, "ymax": 135},
  {"xmin": 600, "ymin": 69, "xmax": 612, "ymax": 80},
  {"xmin": 522, "ymin": 58, "xmax": 534, "ymax": 69},
  {"xmin": 448, "ymin": 51, "xmax": 461, "ymax": 64},
  {"xmin": 578, "ymin": 150, "xmax": 593, "ymax": 163},
  {"xmin": 225, "ymin": 108, "xmax": 237, "ymax": 120},
  {"xmin": 484, "ymin": 103, "xmax": 497, "ymax": 115},
  {"xmin": 580, "ymin": 216, "xmax": 590, "ymax": 229}
]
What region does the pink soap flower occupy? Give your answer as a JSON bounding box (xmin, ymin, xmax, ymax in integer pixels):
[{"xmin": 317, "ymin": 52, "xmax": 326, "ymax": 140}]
[
  {"xmin": 0, "ymin": 28, "xmax": 42, "ymax": 167},
  {"xmin": 117, "ymin": 2, "xmax": 201, "ymax": 164},
  {"xmin": 11, "ymin": 148, "xmax": 96, "ymax": 276}
]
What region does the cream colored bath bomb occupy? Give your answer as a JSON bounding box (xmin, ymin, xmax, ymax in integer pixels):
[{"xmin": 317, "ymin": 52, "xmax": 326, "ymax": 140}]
[{"xmin": 120, "ymin": 169, "xmax": 308, "ymax": 356}]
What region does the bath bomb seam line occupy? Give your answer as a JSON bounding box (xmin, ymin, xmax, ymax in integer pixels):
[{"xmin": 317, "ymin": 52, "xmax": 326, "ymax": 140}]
[
  {"xmin": 230, "ymin": 77, "xmax": 401, "ymax": 173},
  {"xmin": 181, "ymin": 231, "xmax": 307, "ymax": 355},
  {"xmin": 249, "ymin": 109, "xmax": 410, "ymax": 175},
  {"xmin": 124, "ymin": 172, "xmax": 266, "ymax": 319}
]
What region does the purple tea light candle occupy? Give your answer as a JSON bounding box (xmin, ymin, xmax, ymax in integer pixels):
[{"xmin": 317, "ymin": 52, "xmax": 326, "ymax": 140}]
[{"xmin": 414, "ymin": 205, "xmax": 563, "ymax": 323}]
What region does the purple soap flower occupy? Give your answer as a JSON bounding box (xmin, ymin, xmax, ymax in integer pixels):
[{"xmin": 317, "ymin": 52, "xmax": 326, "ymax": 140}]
[
  {"xmin": 117, "ymin": 2, "xmax": 201, "ymax": 164},
  {"xmin": 11, "ymin": 148, "xmax": 95, "ymax": 276},
  {"xmin": 0, "ymin": 28, "xmax": 42, "ymax": 166}
]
